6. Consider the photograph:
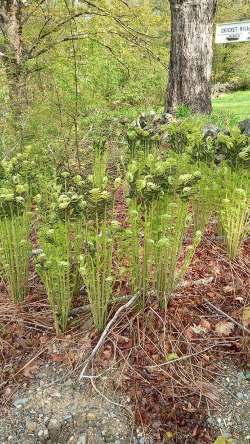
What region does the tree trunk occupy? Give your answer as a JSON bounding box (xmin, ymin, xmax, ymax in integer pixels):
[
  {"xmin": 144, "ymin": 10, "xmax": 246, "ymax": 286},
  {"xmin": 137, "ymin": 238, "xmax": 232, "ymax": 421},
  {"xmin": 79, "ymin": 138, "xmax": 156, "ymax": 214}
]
[
  {"xmin": 0, "ymin": 1, "xmax": 26, "ymax": 133},
  {"xmin": 166, "ymin": 0, "xmax": 217, "ymax": 114}
]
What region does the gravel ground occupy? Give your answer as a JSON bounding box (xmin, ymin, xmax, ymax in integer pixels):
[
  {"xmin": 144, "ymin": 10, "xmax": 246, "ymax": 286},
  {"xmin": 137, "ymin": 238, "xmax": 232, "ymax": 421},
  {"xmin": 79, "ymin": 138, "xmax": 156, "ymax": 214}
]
[
  {"xmin": 0, "ymin": 360, "xmax": 249, "ymax": 444},
  {"xmin": 0, "ymin": 363, "xmax": 147, "ymax": 444},
  {"xmin": 207, "ymin": 363, "xmax": 250, "ymax": 443}
]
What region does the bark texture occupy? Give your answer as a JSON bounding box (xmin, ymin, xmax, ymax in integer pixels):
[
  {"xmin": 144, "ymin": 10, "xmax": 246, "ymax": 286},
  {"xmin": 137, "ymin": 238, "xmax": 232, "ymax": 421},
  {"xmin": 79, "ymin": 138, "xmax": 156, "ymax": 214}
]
[
  {"xmin": 166, "ymin": 0, "xmax": 217, "ymax": 114},
  {"xmin": 0, "ymin": 0, "xmax": 26, "ymax": 123}
]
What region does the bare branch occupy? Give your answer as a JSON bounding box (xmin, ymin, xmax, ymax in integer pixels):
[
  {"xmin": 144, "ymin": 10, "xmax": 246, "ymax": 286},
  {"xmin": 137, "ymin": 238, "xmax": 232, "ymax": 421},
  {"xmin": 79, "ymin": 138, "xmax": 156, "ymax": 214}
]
[
  {"xmin": 29, "ymin": 32, "xmax": 90, "ymax": 59},
  {"xmin": 89, "ymin": 37, "xmax": 130, "ymax": 75}
]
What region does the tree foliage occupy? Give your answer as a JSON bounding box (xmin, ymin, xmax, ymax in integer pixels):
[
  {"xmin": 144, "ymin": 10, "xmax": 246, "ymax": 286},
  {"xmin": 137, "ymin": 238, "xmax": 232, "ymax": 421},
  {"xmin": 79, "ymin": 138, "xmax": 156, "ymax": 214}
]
[{"xmin": 0, "ymin": 0, "xmax": 249, "ymax": 153}]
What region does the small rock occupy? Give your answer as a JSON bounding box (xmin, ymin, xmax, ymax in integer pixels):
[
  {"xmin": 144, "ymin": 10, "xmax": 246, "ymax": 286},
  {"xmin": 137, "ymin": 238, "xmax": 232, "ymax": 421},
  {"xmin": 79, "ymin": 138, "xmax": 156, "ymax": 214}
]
[
  {"xmin": 13, "ymin": 397, "xmax": 29, "ymax": 408},
  {"xmin": 77, "ymin": 434, "xmax": 87, "ymax": 444},
  {"xmin": 86, "ymin": 412, "xmax": 97, "ymax": 421},
  {"xmin": 160, "ymin": 112, "xmax": 174, "ymax": 125},
  {"xmin": 44, "ymin": 416, "xmax": 50, "ymax": 425},
  {"xmin": 47, "ymin": 418, "xmax": 60, "ymax": 438},
  {"xmin": 239, "ymin": 119, "xmax": 250, "ymax": 136},
  {"xmin": 203, "ymin": 124, "xmax": 221, "ymax": 139},
  {"xmin": 37, "ymin": 428, "xmax": 49, "ymax": 442},
  {"xmin": 63, "ymin": 414, "xmax": 72, "ymax": 422},
  {"xmin": 237, "ymin": 392, "xmax": 244, "ymax": 400},
  {"xmin": 26, "ymin": 420, "xmax": 37, "ymax": 433},
  {"xmin": 51, "ymin": 391, "xmax": 61, "ymax": 399}
]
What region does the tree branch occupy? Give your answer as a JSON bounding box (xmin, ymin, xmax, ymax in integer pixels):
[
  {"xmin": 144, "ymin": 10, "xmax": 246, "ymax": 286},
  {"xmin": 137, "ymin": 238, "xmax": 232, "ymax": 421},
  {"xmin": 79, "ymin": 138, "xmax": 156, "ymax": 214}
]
[{"xmin": 29, "ymin": 32, "xmax": 90, "ymax": 59}]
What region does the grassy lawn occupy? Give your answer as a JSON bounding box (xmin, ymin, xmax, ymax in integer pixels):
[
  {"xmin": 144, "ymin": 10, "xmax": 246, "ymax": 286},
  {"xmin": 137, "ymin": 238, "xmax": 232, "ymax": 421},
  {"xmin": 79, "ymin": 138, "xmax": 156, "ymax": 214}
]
[{"xmin": 212, "ymin": 90, "xmax": 250, "ymax": 121}]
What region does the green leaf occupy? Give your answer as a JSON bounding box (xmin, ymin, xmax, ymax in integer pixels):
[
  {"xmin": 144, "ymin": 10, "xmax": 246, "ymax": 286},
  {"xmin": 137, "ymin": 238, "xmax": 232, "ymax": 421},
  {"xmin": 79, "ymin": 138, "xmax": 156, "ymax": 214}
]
[
  {"xmin": 165, "ymin": 352, "xmax": 178, "ymax": 362},
  {"xmin": 213, "ymin": 437, "xmax": 233, "ymax": 444}
]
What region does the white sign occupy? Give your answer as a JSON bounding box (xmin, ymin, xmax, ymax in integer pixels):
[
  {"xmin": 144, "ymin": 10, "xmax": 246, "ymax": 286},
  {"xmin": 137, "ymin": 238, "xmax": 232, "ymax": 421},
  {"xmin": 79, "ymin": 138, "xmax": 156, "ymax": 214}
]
[{"xmin": 216, "ymin": 21, "xmax": 250, "ymax": 44}]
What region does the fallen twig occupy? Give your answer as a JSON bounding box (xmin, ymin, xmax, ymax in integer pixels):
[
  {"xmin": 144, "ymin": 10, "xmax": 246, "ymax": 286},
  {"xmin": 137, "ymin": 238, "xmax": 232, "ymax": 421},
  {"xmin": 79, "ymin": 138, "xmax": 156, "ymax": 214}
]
[
  {"xmin": 79, "ymin": 295, "xmax": 137, "ymax": 380},
  {"xmin": 204, "ymin": 299, "xmax": 250, "ymax": 335},
  {"xmin": 145, "ymin": 344, "xmax": 221, "ymax": 369},
  {"xmin": 73, "ymin": 277, "xmax": 214, "ymax": 316},
  {"xmin": 70, "ymin": 295, "xmax": 131, "ymax": 316}
]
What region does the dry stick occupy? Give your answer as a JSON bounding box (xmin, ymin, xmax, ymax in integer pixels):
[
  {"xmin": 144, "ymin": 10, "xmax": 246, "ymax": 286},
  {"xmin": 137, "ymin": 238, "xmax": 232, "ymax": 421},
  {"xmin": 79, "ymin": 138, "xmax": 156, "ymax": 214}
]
[
  {"xmin": 70, "ymin": 295, "xmax": 131, "ymax": 316},
  {"xmin": 79, "ymin": 295, "xmax": 137, "ymax": 380},
  {"xmin": 73, "ymin": 277, "xmax": 214, "ymax": 316},
  {"xmin": 145, "ymin": 344, "xmax": 220, "ymax": 369},
  {"xmin": 204, "ymin": 299, "xmax": 250, "ymax": 335}
]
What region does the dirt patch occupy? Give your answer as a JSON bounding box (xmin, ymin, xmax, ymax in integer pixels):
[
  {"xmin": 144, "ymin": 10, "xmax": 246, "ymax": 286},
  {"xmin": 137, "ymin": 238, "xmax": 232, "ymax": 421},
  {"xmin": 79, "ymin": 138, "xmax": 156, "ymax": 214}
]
[{"xmin": 0, "ymin": 363, "xmax": 143, "ymax": 444}]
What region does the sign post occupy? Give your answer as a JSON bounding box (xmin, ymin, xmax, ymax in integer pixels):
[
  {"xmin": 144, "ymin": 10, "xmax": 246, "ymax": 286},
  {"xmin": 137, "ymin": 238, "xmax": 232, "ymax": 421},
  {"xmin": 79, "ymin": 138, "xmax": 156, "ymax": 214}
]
[{"xmin": 216, "ymin": 20, "xmax": 250, "ymax": 44}]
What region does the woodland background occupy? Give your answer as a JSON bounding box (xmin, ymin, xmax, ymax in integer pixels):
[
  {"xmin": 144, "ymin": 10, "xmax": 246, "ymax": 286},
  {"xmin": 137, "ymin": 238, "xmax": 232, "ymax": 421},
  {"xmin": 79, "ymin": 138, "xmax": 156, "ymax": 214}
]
[{"xmin": 0, "ymin": 0, "xmax": 250, "ymax": 156}]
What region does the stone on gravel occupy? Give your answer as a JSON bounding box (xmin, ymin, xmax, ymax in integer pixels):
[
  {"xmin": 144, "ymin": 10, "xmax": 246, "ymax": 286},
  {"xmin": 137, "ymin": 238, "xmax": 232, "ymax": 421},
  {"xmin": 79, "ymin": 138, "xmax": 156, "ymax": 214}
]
[
  {"xmin": 86, "ymin": 412, "xmax": 97, "ymax": 421},
  {"xmin": 26, "ymin": 420, "xmax": 37, "ymax": 433},
  {"xmin": 37, "ymin": 428, "xmax": 49, "ymax": 442},
  {"xmin": 13, "ymin": 398, "xmax": 29, "ymax": 408},
  {"xmin": 76, "ymin": 434, "xmax": 87, "ymax": 444},
  {"xmin": 47, "ymin": 418, "xmax": 61, "ymax": 438}
]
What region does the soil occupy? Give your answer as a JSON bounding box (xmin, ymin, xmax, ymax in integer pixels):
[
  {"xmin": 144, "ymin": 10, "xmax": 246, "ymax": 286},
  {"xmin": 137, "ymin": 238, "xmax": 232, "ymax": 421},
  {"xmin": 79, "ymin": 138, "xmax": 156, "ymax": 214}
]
[{"xmin": 0, "ymin": 361, "xmax": 140, "ymax": 444}]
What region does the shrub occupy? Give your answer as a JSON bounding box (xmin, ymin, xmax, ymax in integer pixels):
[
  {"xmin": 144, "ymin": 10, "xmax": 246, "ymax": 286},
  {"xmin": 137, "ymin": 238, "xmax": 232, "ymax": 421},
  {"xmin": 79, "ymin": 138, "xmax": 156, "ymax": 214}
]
[
  {"xmin": 126, "ymin": 126, "xmax": 160, "ymax": 161},
  {"xmin": 153, "ymin": 200, "xmax": 201, "ymax": 308},
  {"xmin": 175, "ymin": 104, "xmax": 192, "ymax": 119},
  {"xmin": 0, "ymin": 210, "xmax": 31, "ymax": 302},
  {"xmin": 217, "ymin": 128, "xmax": 250, "ymax": 168},
  {"xmin": 35, "ymin": 222, "xmax": 78, "ymax": 333},
  {"xmin": 125, "ymin": 154, "xmax": 202, "ymax": 308},
  {"xmin": 92, "ymin": 137, "xmax": 108, "ymax": 188},
  {"xmin": 219, "ymin": 188, "xmax": 249, "ymax": 260},
  {"xmin": 191, "ymin": 167, "xmax": 218, "ymax": 233},
  {"xmin": 125, "ymin": 154, "xmax": 177, "ymax": 204},
  {"xmin": 126, "ymin": 197, "xmax": 201, "ymax": 309},
  {"xmin": 78, "ymin": 173, "xmax": 122, "ymax": 331},
  {"xmin": 168, "ymin": 119, "xmax": 201, "ymax": 154},
  {"xmin": 126, "ymin": 201, "xmax": 154, "ymax": 308},
  {"xmin": 79, "ymin": 218, "xmax": 116, "ymax": 332}
]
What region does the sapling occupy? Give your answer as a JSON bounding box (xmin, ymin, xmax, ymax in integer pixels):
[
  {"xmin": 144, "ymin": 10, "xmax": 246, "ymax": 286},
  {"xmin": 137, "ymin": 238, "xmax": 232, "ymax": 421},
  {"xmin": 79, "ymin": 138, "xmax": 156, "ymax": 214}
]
[
  {"xmin": 220, "ymin": 188, "xmax": 249, "ymax": 259},
  {"xmin": 92, "ymin": 137, "xmax": 108, "ymax": 188}
]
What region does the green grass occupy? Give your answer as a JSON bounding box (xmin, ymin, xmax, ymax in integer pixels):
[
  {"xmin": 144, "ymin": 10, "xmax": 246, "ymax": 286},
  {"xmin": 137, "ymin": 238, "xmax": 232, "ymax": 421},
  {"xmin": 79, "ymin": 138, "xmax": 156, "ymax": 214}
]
[{"xmin": 213, "ymin": 90, "xmax": 250, "ymax": 121}]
